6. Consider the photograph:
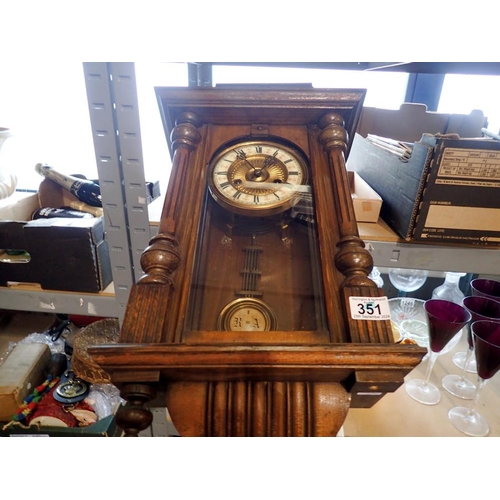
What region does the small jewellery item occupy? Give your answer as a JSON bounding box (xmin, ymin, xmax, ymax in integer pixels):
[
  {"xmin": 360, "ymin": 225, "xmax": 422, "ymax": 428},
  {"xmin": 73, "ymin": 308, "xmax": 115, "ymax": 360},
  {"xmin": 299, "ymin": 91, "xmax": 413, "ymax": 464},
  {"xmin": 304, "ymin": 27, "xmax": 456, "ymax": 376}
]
[{"xmin": 53, "ymin": 370, "xmax": 89, "ymax": 404}]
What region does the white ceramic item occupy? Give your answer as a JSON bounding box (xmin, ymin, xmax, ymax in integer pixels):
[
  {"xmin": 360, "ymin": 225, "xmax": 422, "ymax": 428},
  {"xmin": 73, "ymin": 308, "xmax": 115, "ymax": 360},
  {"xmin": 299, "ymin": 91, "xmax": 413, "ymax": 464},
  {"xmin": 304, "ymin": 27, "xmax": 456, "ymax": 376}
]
[{"xmin": 0, "ymin": 127, "xmax": 18, "ymax": 200}]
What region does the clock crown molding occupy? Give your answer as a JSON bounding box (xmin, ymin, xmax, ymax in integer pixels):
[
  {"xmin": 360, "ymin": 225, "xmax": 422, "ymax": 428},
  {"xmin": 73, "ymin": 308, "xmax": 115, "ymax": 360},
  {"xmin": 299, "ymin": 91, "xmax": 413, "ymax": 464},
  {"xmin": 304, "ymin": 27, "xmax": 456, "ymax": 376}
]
[{"xmin": 155, "ymin": 86, "xmax": 366, "ymax": 154}]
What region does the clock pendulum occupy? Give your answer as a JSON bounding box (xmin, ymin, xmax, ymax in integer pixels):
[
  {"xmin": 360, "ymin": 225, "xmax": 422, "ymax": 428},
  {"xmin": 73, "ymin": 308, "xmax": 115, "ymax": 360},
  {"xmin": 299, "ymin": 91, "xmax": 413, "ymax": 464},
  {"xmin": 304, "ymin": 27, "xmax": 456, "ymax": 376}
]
[{"xmin": 217, "ymin": 233, "xmax": 278, "ymax": 332}]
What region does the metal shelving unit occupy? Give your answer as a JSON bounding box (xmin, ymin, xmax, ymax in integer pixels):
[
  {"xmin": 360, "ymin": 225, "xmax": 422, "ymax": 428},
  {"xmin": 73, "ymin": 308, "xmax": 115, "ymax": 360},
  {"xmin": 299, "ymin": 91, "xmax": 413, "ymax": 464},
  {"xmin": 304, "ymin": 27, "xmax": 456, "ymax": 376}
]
[
  {"xmin": 0, "ymin": 286, "xmax": 118, "ymax": 317},
  {"xmin": 82, "ymin": 62, "xmax": 151, "ymax": 322},
  {"xmin": 364, "ymin": 240, "xmax": 500, "ymax": 276},
  {"xmin": 0, "ymin": 63, "xmax": 152, "ymax": 323}
]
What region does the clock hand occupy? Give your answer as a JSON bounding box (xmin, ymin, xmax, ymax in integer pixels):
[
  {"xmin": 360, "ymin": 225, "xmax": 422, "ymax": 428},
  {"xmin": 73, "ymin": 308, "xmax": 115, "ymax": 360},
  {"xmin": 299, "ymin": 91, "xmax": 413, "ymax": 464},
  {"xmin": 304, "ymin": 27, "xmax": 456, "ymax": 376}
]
[
  {"xmin": 263, "ymin": 156, "xmax": 278, "ymax": 169},
  {"xmin": 234, "ymin": 149, "xmax": 256, "ymax": 171},
  {"xmin": 253, "ymin": 156, "xmax": 280, "ymax": 179},
  {"xmin": 244, "ymin": 159, "xmax": 256, "ymax": 170}
]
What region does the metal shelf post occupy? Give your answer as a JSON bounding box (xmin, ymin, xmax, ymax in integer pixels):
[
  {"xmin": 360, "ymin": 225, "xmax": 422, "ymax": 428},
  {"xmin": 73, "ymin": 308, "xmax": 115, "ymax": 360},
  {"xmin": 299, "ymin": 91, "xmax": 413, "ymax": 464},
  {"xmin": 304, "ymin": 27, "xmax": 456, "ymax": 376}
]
[{"xmin": 83, "ymin": 62, "xmax": 151, "ymax": 322}]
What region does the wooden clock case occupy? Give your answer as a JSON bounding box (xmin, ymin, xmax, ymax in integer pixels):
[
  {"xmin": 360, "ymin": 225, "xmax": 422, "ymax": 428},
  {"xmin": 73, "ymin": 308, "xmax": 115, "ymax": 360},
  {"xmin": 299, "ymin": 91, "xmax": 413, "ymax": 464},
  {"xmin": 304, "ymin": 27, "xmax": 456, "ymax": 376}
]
[{"xmin": 89, "ymin": 86, "xmax": 426, "ymax": 437}]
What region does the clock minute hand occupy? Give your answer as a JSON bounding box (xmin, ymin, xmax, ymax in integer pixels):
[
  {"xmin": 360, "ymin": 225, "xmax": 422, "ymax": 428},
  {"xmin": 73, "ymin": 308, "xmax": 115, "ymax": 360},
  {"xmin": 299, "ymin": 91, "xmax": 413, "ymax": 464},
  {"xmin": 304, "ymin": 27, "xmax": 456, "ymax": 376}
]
[
  {"xmin": 245, "ymin": 159, "xmax": 256, "ymax": 170},
  {"xmin": 234, "ymin": 150, "xmax": 256, "ymax": 170}
]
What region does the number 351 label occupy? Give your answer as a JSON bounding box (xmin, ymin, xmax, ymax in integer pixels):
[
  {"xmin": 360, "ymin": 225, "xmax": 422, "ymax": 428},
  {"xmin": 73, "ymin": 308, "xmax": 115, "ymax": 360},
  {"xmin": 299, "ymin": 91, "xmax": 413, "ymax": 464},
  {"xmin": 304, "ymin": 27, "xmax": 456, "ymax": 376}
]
[{"xmin": 349, "ymin": 296, "xmax": 391, "ymax": 321}]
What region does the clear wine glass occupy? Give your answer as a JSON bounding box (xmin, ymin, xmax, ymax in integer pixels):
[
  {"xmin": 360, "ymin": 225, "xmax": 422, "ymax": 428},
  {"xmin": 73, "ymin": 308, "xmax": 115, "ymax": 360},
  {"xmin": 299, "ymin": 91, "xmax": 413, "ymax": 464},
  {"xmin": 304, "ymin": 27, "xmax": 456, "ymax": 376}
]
[
  {"xmin": 388, "ymin": 268, "xmax": 428, "ymax": 297},
  {"xmin": 405, "ymin": 299, "xmax": 471, "ymax": 405},
  {"xmin": 453, "ymin": 295, "xmax": 500, "ymax": 376},
  {"xmin": 448, "ymin": 320, "xmax": 500, "ymax": 437}
]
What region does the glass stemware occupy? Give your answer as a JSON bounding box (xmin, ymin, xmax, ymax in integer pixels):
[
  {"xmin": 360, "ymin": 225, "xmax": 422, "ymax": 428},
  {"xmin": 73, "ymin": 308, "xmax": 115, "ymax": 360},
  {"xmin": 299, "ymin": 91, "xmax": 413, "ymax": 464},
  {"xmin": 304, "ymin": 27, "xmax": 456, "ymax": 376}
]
[
  {"xmin": 454, "ymin": 283, "xmax": 500, "ymax": 373},
  {"xmin": 448, "ymin": 320, "xmax": 500, "ymax": 437},
  {"xmin": 470, "ymin": 278, "xmax": 500, "ymax": 300},
  {"xmin": 442, "ymin": 343, "xmax": 477, "ymax": 399},
  {"xmin": 454, "ymin": 295, "xmax": 500, "ymax": 375},
  {"xmin": 405, "ymin": 299, "xmax": 471, "ymax": 405},
  {"xmin": 388, "ymin": 268, "xmax": 428, "ymax": 297},
  {"xmin": 368, "ymin": 266, "xmax": 384, "ymax": 288}
]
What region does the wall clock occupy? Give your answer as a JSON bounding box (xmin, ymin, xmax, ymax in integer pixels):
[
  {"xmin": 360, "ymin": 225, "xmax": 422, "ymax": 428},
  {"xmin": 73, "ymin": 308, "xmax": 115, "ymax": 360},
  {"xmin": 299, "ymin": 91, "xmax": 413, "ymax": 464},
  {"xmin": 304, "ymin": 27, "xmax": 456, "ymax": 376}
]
[{"xmin": 89, "ymin": 86, "xmax": 426, "ymax": 437}]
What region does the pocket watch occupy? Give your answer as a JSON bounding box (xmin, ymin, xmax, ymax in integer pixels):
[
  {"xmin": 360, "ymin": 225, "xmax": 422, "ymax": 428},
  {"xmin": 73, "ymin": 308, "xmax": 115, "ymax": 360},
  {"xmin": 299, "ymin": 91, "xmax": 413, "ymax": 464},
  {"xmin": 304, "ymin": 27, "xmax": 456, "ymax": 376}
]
[{"xmin": 207, "ymin": 140, "xmax": 309, "ymax": 217}]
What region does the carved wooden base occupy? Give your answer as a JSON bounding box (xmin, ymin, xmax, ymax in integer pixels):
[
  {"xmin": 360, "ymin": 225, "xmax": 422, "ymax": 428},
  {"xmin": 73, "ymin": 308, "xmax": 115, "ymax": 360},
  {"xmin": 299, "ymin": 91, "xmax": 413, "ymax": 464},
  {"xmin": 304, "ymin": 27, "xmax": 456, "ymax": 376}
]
[{"xmin": 165, "ymin": 381, "xmax": 350, "ymax": 437}]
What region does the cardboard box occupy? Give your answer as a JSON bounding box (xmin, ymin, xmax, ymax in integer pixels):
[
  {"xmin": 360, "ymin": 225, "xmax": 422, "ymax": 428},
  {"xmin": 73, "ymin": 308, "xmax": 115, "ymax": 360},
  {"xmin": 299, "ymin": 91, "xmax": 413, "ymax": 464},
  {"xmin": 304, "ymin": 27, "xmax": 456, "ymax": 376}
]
[
  {"xmin": 0, "ymin": 180, "xmax": 112, "ymax": 292},
  {"xmin": 348, "ymin": 171, "xmax": 382, "ymax": 223},
  {"xmin": 347, "ymin": 133, "xmax": 500, "ymax": 246},
  {"xmin": 0, "ymin": 343, "xmax": 51, "ymax": 421},
  {"xmin": 356, "ymin": 103, "xmax": 487, "ymax": 143}
]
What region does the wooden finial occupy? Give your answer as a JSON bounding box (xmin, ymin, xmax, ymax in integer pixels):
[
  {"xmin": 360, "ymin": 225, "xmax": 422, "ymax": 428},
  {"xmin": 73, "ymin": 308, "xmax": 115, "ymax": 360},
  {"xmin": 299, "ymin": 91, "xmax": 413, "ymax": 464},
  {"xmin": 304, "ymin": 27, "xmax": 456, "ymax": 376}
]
[
  {"xmin": 318, "ymin": 112, "xmax": 348, "ymax": 155},
  {"xmin": 170, "ymin": 111, "xmax": 202, "ymax": 151},
  {"xmin": 138, "ymin": 233, "xmax": 180, "ymax": 285},
  {"xmin": 115, "ymin": 383, "xmax": 157, "ymax": 437}
]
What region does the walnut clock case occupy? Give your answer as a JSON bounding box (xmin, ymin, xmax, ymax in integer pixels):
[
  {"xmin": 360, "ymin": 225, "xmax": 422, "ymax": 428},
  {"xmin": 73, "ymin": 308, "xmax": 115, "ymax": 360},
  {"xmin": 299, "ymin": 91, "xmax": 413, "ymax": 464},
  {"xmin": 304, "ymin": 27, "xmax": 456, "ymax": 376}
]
[{"xmin": 89, "ymin": 87, "xmax": 426, "ymax": 437}]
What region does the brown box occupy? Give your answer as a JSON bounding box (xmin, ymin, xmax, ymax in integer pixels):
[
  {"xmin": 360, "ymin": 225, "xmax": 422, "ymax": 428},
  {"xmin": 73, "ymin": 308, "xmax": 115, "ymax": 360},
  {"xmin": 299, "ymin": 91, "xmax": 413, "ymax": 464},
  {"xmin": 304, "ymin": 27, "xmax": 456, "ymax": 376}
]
[
  {"xmin": 347, "ymin": 133, "xmax": 500, "ymax": 246},
  {"xmin": 0, "ymin": 343, "xmax": 51, "ymax": 421},
  {"xmin": 348, "ymin": 171, "xmax": 382, "ymax": 223},
  {"xmin": 0, "ymin": 180, "xmax": 112, "ymax": 292}
]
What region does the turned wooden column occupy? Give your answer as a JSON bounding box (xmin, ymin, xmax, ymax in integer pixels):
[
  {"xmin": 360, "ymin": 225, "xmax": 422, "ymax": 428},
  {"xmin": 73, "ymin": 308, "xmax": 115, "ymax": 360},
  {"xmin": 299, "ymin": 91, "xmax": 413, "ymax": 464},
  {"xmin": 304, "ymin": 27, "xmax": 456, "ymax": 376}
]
[
  {"xmin": 318, "ymin": 112, "xmax": 374, "ymax": 288},
  {"xmin": 318, "ymin": 113, "xmax": 391, "ymax": 344},
  {"xmin": 113, "ymin": 112, "xmax": 202, "ymax": 435}
]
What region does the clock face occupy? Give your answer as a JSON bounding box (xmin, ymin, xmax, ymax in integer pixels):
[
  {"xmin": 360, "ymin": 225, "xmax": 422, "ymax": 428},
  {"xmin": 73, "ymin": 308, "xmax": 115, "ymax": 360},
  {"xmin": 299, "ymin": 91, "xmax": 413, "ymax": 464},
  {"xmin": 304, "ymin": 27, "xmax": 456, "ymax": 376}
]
[{"xmin": 208, "ymin": 140, "xmax": 309, "ymax": 217}]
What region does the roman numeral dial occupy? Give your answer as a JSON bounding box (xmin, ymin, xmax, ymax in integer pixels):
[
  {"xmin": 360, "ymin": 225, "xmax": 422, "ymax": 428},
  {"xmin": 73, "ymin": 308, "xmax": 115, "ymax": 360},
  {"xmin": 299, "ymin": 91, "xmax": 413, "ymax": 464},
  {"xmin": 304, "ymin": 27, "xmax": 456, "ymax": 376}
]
[{"xmin": 208, "ymin": 140, "xmax": 309, "ymax": 217}]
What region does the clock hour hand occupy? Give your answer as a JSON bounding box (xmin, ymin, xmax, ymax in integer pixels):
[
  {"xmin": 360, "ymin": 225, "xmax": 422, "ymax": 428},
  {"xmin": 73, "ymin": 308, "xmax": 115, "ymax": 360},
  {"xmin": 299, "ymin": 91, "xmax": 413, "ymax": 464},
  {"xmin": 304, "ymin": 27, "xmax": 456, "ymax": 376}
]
[{"xmin": 263, "ymin": 156, "xmax": 278, "ymax": 169}]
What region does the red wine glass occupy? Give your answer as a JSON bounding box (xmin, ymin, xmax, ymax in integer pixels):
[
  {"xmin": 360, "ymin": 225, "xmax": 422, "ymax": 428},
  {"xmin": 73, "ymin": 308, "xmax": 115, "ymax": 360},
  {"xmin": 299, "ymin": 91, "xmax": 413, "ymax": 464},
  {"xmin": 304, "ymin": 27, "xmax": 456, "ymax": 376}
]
[
  {"xmin": 443, "ymin": 295, "xmax": 500, "ymax": 399},
  {"xmin": 471, "ymin": 278, "xmax": 500, "ymax": 300},
  {"xmin": 405, "ymin": 299, "xmax": 471, "ymax": 405},
  {"xmin": 448, "ymin": 320, "xmax": 500, "ymax": 436},
  {"xmin": 453, "ymin": 283, "xmax": 500, "ymax": 373},
  {"xmin": 453, "ymin": 295, "xmax": 500, "ymax": 377}
]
